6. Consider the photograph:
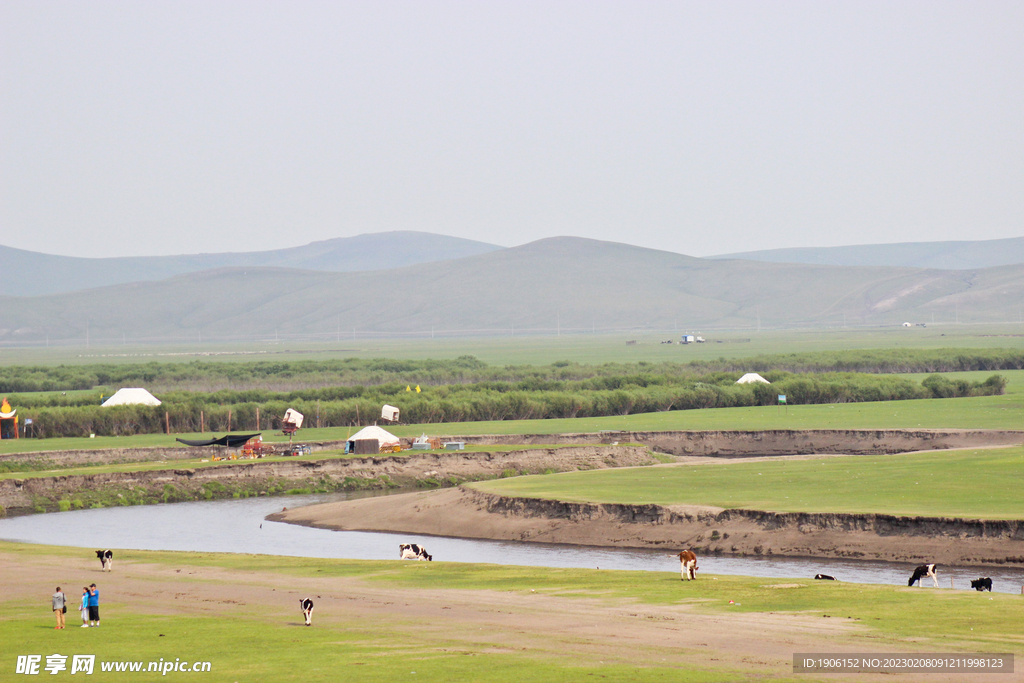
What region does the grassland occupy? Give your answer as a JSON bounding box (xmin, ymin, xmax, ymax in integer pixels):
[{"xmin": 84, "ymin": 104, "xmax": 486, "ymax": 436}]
[
  {"xmin": 4, "ymin": 324, "xmax": 1024, "ymax": 368},
  {"xmin": 373, "ymin": 392, "xmax": 1024, "ymax": 435},
  {"xmin": 2, "ymin": 541, "xmax": 1020, "ymax": 682},
  {"xmin": 472, "ymin": 447, "xmax": 1024, "ymax": 519}
]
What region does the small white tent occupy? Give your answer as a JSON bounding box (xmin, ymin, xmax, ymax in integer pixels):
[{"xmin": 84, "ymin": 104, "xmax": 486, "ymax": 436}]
[
  {"xmin": 101, "ymin": 388, "xmax": 162, "ymax": 407},
  {"xmin": 347, "ymin": 425, "xmax": 400, "ymax": 447},
  {"xmin": 735, "ymin": 373, "xmax": 770, "ymax": 385},
  {"xmin": 381, "ymin": 404, "xmax": 400, "ymax": 422}
]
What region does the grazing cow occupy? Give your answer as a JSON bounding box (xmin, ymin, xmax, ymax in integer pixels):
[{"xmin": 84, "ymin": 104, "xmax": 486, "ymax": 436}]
[
  {"xmin": 970, "ymin": 577, "xmax": 993, "ymax": 592},
  {"xmin": 676, "ymin": 550, "xmax": 698, "ymax": 580},
  {"xmin": 95, "ymin": 550, "xmax": 113, "ymax": 572},
  {"xmin": 299, "ymin": 598, "xmax": 314, "ymax": 626},
  {"xmin": 399, "ymin": 543, "xmax": 432, "ymax": 561},
  {"xmin": 814, "ymin": 574, "xmax": 837, "ymax": 581},
  {"xmin": 908, "ymin": 563, "xmax": 938, "ymax": 587}
]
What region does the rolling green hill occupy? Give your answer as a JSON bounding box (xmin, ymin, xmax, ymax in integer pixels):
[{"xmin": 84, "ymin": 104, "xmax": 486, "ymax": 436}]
[
  {"xmin": 711, "ymin": 236, "xmax": 1024, "ymax": 269},
  {"xmin": 0, "ymin": 231, "xmax": 501, "ymax": 297},
  {"xmin": 2, "ymin": 237, "xmax": 1023, "ymax": 345}
]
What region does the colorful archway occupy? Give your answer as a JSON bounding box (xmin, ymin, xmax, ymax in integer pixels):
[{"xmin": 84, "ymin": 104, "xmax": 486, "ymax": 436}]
[{"xmin": 0, "ymin": 397, "xmax": 19, "ymax": 439}]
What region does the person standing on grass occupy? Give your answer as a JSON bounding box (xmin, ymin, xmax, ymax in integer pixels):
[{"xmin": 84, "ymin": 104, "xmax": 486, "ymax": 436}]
[
  {"xmin": 87, "ymin": 584, "xmax": 100, "ymax": 627},
  {"xmin": 51, "ymin": 587, "xmax": 66, "ymax": 629},
  {"xmin": 79, "ymin": 587, "xmax": 90, "ymax": 627}
]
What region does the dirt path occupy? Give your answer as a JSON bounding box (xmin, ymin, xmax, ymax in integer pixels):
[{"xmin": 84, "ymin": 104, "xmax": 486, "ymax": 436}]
[{"xmin": 3, "ymin": 546, "xmax": 1013, "ymax": 682}]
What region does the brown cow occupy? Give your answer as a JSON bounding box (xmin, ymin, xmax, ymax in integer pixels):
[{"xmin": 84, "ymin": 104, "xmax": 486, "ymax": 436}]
[{"xmin": 676, "ymin": 550, "xmax": 698, "ymax": 580}]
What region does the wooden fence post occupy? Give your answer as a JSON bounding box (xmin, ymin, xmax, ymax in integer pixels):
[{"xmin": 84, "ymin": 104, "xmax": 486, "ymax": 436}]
[
  {"xmin": 256, "ymin": 407, "xmax": 260, "ymax": 430},
  {"xmin": 200, "ymin": 410, "xmax": 204, "ymax": 434},
  {"xmin": 228, "ymin": 409, "xmax": 232, "ymax": 433},
  {"xmin": 165, "ymin": 411, "xmax": 170, "ymax": 435}
]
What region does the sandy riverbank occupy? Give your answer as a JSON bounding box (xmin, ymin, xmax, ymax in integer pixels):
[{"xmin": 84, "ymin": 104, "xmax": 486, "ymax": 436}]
[{"xmin": 271, "ymin": 484, "xmax": 1024, "ymax": 568}]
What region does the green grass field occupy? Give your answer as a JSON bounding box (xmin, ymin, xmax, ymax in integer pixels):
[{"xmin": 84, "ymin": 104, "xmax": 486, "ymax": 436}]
[
  {"xmin": 126, "ymin": 547, "xmax": 1023, "ymax": 646},
  {"xmin": 2, "ymin": 542, "xmax": 1020, "ymax": 682},
  {"xmin": 377, "ymin": 392, "xmax": 1024, "ymax": 435},
  {"xmin": 472, "ymin": 447, "xmax": 1024, "ymax": 519}
]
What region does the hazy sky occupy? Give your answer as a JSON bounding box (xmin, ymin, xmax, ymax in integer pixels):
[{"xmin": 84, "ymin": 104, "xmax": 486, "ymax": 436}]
[{"xmin": 2, "ymin": 1, "xmax": 1022, "ymax": 259}]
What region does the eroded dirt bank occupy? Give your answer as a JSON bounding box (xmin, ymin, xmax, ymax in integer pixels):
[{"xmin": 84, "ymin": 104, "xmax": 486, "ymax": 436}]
[
  {"xmin": 454, "ymin": 429, "xmax": 1024, "ymax": 456},
  {"xmin": 0, "ymin": 440, "xmax": 357, "ymax": 468},
  {"xmin": 4, "ymin": 428, "xmax": 1019, "ymax": 470},
  {"xmin": 273, "ymin": 487, "xmax": 1024, "ymax": 568},
  {"xmin": 0, "ymin": 446, "xmax": 652, "ymax": 515}
]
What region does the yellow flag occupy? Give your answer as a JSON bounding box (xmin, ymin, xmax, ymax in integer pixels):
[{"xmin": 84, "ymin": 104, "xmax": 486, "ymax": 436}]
[
  {"xmin": 415, "ymin": 385, "xmax": 421, "ymax": 393},
  {"xmin": 406, "ymin": 385, "xmax": 411, "ymax": 392}
]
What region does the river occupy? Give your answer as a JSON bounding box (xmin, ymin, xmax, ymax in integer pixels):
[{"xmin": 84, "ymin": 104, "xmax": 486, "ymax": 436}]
[{"xmin": 1, "ymin": 492, "xmax": 1020, "ymax": 594}]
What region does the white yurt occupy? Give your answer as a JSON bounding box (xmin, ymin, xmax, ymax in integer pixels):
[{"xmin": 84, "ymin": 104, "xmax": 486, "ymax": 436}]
[
  {"xmin": 101, "ymin": 388, "xmax": 162, "ymax": 407},
  {"xmin": 347, "ymin": 425, "xmax": 400, "ymax": 448},
  {"xmin": 735, "ymin": 373, "xmax": 771, "ymax": 385}
]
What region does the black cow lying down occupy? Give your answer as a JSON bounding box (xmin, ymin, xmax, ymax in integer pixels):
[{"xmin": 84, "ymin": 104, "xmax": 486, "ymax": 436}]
[
  {"xmin": 399, "ymin": 543, "xmax": 432, "ymax": 561},
  {"xmin": 95, "ymin": 550, "xmax": 113, "ymax": 572},
  {"xmin": 971, "ymin": 577, "xmax": 993, "ymax": 592},
  {"xmin": 813, "ymin": 574, "xmax": 837, "ymax": 581},
  {"xmin": 300, "ymin": 598, "xmax": 314, "ymax": 626},
  {"xmin": 908, "ymin": 563, "xmax": 938, "ymax": 587}
]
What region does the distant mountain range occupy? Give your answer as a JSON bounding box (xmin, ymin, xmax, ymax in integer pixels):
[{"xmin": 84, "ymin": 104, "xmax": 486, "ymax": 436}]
[
  {"xmin": 3, "ymin": 236, "xmax": 1023, "ymax": 345},
  {"xmin": 0, "ymin": 231, "xmax": 502, "ymax": 297},
  {"xmin": 711, "ymin": 236, "xmax": 1024, "ymax": 270},
  {"xmin": 7, "ymin": 232, "xmax": 1023, "ymax": 300}
]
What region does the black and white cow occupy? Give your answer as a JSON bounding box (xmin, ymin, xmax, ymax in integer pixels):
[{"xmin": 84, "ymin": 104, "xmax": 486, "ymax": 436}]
[
  {"xmin": 908, "ymin": 563, "xmax": 938, "ymax": 587},
  {"xmin": 814, "ymin": 574, "xmax": 837, "ymax": 581},
  {"xmin": 399, "ymin": 543, "xmax": 432, "ymax": 561},
  {"xmin": 970, "ymin": 577, "xmax": 993, "ymax": 592},
  {"xmin": 95, "ymin": 550, "xmax": 113, "ymax": 572},
  {"xmin": 299, "ymin": 598, "xmax": 314, "ymax": 626}
]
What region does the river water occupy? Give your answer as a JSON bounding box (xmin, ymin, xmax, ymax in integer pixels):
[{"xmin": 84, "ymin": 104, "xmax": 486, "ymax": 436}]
[{"xmin": 1, "ymin": 492, "xmax": 1021, "ymax": 594}]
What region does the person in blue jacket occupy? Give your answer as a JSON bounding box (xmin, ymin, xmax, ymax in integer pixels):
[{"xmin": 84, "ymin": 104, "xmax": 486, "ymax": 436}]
[
  {"xmin": 87, "ymin": 584, "xmax": 100, "ymax": 627},
  {"xmin": 79, "ymin": 587, "xmax": 90, "ymax": 627}
]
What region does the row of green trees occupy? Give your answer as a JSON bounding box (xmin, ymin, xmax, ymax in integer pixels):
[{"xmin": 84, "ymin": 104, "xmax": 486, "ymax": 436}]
[{"xmin": 16, "ymin": 372, "xmax": 1006, "ymax": 438}]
